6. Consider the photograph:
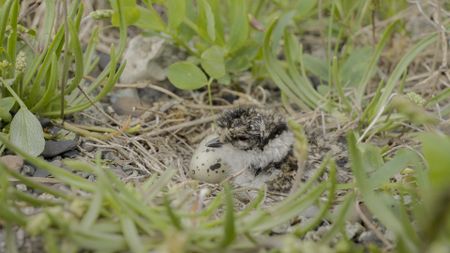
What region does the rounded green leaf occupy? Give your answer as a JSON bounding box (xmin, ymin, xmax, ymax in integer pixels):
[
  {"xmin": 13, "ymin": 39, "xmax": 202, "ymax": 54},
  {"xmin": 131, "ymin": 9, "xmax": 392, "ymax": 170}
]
[
  {"xmin": 10, "ymin": 108, "xmax": 45, "ymax": 157},
  {"xmin": 111, "ymin": 2, "xmax": 140, "ymax": 26},
  {"xmin": 0, "ymin": 97, "xmax": 15, "ymax": 122},
  {"xmin": 201, "ymin": 46, "xmax": 226, "ymax": 79},
  {"xmin": 167, "ymin": 62, "xmax": 208, "ymax": 90}
]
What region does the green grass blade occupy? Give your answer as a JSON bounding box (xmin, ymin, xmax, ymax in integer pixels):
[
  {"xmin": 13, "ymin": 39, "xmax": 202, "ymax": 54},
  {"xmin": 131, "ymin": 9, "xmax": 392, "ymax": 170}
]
[
  {"xmin": 64, "ymin": 19, "xmax": 84, "ymax": 94},
  {"xmin": 284, "ymin": 31, "xmax": 325, "ymax": 108},
  {"xmin": 221, "ymin": 183, "xmax": 236, "ymax": 247},
  {"xmin": 164, "ymin": 194, "xmax": 183, "ymax": 230},
  {"xmin": 263, "ymin": 20, "xmax": 311, "ymax": 110},
  {"xmin": 27, "ymin": 27, "xmax": 64, "ymax": 106},
  {"xmin": 228, "ymin": 0, "xmax": 248, "ymax": 51},
  {"xmin": 322, "ymin": 192, "xmax": 356, "ymax": 243},
  {"xmin": 80, "ymin": 190, "xmax": 103, "ymax": 229},
  {"xmin": 6, "ymin": 0, "xmax": 18, "ymax": 66},
  {"xmin": 355, "ymin": 22, "xmax": 397, "ymax": 104},
  {"xmin": 0, "ymin": 161, "xmax": 70, "ymax": 199},
  {"xmin": 82, "ymin": 27, "xmax": 99, "ymax": 73},
  {"xmin": 0, "ymin": 135, "xmax": 95, "ymax": 192},
  {"xmin": 5, "ymin": 222, "xmax": 19, "ymax": 253},
  {"xmin": 369, "ymin": 33, "xmax": 437, "ymax": 121},
  {"xmin": 39, "ymin": 0, "xmax": 56, "ymax": 49},
  {"xmin": 30, "ymin": 53, "xmax": 58, "ymax": 112},
  {"xmin": 0, "ymin": 0, "xmax": 14, "ymax": 48},
  {"xmin": 369, "ymin": 149, "xmax": 418, "ymax": 189},
  {"xmin": 347, "ymin": 132, "xmax": 419, "ymax": 251},
  {"xmin": 295, "ymin": 159, "xmax": 337, "ymax": 237},
  {"xmin": 120, "ymin": 214, "xmax": 146, "ymax": 253}
]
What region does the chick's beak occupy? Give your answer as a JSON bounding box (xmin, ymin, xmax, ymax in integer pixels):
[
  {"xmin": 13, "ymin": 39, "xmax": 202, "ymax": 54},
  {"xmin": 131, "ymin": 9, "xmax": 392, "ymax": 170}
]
[{"xmin": 206, "ymin": 137, "xmax": 223, "ymax": 148}]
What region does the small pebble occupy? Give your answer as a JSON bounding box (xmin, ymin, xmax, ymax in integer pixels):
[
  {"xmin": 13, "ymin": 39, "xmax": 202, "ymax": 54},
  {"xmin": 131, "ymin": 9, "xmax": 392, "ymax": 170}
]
[
  {"xmin": 358, "ymin": 231, "xmax": 383, "ymax": 246},
  {"xmin": 21, "ymin": 164, "xmax": 36, "ymax": 176},
  {"xmin": 16, "ymin": 184, "xmax": 27, "ymax": 191},
  {"xmin": 0, "ymin": 155, "xmax": 24, "ymax": 171},
  {"xmin": 81, "ymin": 141, "xmax": 96, "ymax": 152},
  {"xmin": 42, "ymin": 140, "xmax": 78, "ymax": 158}
]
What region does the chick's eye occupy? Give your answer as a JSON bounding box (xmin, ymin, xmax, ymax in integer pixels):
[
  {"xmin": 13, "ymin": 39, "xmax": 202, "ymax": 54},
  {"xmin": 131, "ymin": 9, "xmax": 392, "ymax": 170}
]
[{"xmin": 237, "ymin": 136, "xmax": 247, "ymax": 141}]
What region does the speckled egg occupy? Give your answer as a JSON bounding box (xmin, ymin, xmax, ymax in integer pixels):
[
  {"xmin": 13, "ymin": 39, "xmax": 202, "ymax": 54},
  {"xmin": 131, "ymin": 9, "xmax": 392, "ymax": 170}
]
[{"xmin": 189, "ymin": 134, "xmax": 230, "ymax": 183}]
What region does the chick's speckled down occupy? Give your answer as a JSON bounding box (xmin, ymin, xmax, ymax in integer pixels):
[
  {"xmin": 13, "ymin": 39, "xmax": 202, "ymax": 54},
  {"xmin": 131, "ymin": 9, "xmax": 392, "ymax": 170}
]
[{"xmin": 188, "ymin": 108, "xmax": 299, "ymax": 193}]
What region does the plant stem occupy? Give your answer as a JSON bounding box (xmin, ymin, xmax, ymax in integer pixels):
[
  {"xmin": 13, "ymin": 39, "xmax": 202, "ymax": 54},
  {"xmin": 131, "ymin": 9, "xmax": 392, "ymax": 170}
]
[
  {"xmin": 206, "ymin": 78, "xmax": 216, "ymax": 119},
  {"xmin": 60, "ymin": 0, "xmax": 70, "ymax": 121},
  {"xmin": 0, "ymin": 78, "xmax": 26, "ymax": 108}
]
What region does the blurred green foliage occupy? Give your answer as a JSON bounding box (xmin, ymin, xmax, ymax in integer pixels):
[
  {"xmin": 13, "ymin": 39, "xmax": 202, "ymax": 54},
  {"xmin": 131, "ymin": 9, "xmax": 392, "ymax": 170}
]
[
  {"xmin": 0, "ymin": 0, "xmax": 126, "ymax": 156},
  {"xmin": 0, "ymin": 0, "xmax": 449, "ymax": 252}
]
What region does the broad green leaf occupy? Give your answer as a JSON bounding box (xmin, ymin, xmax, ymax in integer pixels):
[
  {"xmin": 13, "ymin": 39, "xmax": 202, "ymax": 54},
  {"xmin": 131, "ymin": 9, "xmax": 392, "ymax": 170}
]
[
  {"xmin": 303, "ymin": 54, "xmax": 329, "ymax": 82},
  {"xmin": 201, "ymin": 46, "xmax": 225, "ymax": 79},
  {"xmin": 110, "ymin": 0, "xmax": 140, "ymax": 26},
  {"xmin": 297, "ymin": 0, "xmax": 316, "ymax": 19},
  {"xmin": 217, "ymin": 73, "xmax": 231, "ymax": 85},
  {"xmin": 359, "ymin": 143, "xmax": 383, "ymax": 173},
  {"xmin": 0, "ymin": 109, "xmax": 12, "ymax": 122},
  {"xmin": 341, "ymin": 47, "xmax": 373, "ymax": 86},
  {"xmin": 0, "ymin": 97, "xmax": 15, "ymax": 121},
  {"xmin": 9, "ymin": 108, "xmax": 45, "ymax": 157},
  {"xmin": 167, "ymin": 0, "xmax": 185, "ymax": 30},
  {"xmin": 134, "ymin": 6, "xmax": 165, "ymax": 31},
  {"xmin": 421, "ymin": 133, "xmax": 450, "ymax": 191},
  {"xmin": 167, "ymin": 62, "xmax": 207, "ymax": 90},
  {"xmin": 226, "ymin": 42, "xmax": 259, "ymax": 73}
]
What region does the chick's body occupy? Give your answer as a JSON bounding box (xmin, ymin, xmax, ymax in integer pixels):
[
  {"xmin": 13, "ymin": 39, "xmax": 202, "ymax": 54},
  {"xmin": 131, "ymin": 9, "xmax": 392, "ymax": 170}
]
[{"xmin": 189, "ymin": 108, "xmax": 298, "ymax": 193}]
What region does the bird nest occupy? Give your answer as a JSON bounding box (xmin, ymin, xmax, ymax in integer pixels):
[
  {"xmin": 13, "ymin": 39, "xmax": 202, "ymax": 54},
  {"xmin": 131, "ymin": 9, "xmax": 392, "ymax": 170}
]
[{"xmin": 66, "ymin": 83, "xmax": 352, "ymax": 205}]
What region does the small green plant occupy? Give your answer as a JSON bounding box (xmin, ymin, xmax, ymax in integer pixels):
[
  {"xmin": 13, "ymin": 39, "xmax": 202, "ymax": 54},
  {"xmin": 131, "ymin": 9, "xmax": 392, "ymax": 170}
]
[
  {"xmin": 107, "ymin": 0, "xmax": 318, "ymax": 91},
  {"xmin": 347, "ymin": 132, "xmax": 450, "ymax": 253},
  {"xmin": 0, "ymin": 0, "xmax": 127, "ymax": 156},
  {"xmin": 263, "ymin": 1, "xmax": 441, "ymax": 139}
]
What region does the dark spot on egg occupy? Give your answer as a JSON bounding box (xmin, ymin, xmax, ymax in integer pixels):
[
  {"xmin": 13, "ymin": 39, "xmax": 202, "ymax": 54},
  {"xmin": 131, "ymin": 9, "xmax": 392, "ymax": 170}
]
[
  {"xmin": 222, "ymin": 170, "xmax": 225, "ymax": 173},
  {"xmin": 209, "ymin": 163, "xmax": 221, "ymax": 171},
  {"xmin": 206, "ymin": 149, "xmax": 210, "ymax": 152},
  {"xmin": 215, "ymin": 171, "xmax": 218, "ymax": 173},
  {"xmin": 217, "ymin": 158, "xmax": 222, "ymax": 162},
  {"xmin": 201, "ymin": 163, "xmax": 205, "ymax": 166}
]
